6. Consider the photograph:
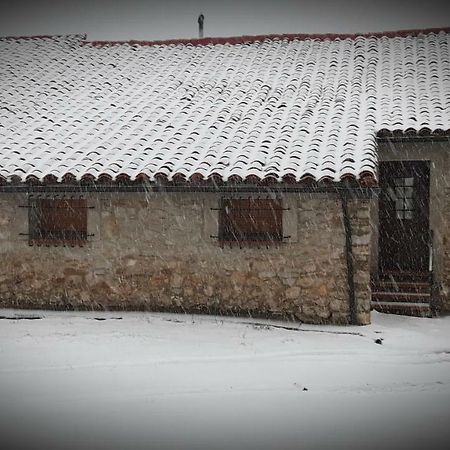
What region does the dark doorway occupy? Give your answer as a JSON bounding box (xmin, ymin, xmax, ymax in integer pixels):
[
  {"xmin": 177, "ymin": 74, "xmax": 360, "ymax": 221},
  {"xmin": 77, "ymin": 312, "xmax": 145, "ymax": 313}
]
[{"xmin": 378, "ymin": 160, "xmax": 430, "ymax": 276}]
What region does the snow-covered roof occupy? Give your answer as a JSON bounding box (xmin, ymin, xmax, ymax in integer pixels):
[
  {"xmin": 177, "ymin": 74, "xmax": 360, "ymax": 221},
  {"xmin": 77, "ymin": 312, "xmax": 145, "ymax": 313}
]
[{"xmin": 1, "ymin": 29, "xmax": 449, "ymax": 184}]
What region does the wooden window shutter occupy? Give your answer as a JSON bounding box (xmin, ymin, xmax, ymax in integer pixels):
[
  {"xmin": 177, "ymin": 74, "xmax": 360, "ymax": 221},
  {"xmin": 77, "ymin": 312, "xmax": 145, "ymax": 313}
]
[
  {"xmin": 219, "ymin": 198, "xmax": 282, "ymax": 246},
  {"xmin": 29, "ymin": 198, "xmax": 88, "ymax": 246}
]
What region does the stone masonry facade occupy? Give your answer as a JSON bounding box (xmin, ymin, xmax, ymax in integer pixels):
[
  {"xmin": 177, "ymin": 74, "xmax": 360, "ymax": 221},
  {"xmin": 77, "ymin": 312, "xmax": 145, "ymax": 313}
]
[
  {"xmin": 443, "ymin": 186, "xmax": 450, "ymax": 311},
  {"xmin": 0, "ymin": 191, "xmax": 372, "ymax": 324}
]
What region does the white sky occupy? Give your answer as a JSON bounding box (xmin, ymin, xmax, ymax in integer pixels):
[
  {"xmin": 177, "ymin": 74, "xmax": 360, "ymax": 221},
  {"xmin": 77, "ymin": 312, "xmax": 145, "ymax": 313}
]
[{"xmin": 1, "ymin": 0, "xmax": 449, "ymax": 41}]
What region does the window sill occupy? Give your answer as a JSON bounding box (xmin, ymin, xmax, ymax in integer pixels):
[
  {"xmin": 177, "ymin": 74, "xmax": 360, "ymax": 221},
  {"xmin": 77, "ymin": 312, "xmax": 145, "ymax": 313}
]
[
  {"xmin": 29, "ymin": 239, "xmax": 87, "ymax": 247},
  {"xmin": 219, "ymin": 240, "xmax": 283, "ymax": 248}
]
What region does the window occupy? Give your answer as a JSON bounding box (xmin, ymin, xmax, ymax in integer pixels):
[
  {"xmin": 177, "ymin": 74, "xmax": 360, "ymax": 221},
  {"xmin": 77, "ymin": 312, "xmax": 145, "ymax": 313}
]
[
  {"xmin": 29, "ymin": 197, "xmax": 88, "ymax": 246},
  {"xmin": 219, "ymin": 198, "xmax": 283, "ymax": 246},
  {"xmin": 393, "ymin": 177, "xmax": 414, "ymax": 220}
]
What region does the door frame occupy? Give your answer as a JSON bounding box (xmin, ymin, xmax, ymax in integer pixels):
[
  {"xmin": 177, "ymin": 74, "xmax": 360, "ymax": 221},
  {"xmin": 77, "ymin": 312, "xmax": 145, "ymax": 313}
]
[{"xmin": 377, "ymin": 159, "xmax": 431, "ymax": 277}]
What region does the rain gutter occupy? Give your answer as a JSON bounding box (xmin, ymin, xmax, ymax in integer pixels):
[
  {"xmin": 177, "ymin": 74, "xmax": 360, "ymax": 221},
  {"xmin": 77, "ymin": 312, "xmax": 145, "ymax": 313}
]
[
  {"xmin": 0, "ymin": 184, "xmax": 377, "ymax": 197},
  {"xmin": 376, "ymin": 136, "xmax": 450, "ymax": 143}
]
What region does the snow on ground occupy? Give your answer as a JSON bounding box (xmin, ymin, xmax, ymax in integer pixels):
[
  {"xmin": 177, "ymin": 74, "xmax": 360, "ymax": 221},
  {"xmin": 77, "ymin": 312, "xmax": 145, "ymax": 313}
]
[{"xmin": 0, "ymin": 309, "xmax": 449, "ymax": 450}]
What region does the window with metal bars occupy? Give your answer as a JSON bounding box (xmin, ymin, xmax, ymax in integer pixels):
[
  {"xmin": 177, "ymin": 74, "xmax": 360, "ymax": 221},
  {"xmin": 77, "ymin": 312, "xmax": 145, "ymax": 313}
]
[
  {"xmin": 218, "ymin": 198, "xmax": 283, "ymax": 246},
  {"xmin": 393, "ymin": 177, "xmax": 414, "ymax": 220},
  {"xmin": 29, "ymin": 198, "xmax": 88, "ymax": 246}
]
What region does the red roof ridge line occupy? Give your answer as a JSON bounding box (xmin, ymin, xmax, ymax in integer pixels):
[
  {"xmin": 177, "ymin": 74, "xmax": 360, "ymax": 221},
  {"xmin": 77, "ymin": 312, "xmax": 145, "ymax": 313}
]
[
  {"xmin": 82, "ymin": 27, "xmax": 450, "ymax": 47},
  {"xmin": 1, "ymin": 28, "xmax": 448, "ymax": 47}
]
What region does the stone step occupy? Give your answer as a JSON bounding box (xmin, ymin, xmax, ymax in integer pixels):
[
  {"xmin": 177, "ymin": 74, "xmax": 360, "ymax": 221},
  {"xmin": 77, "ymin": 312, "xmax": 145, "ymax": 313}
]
[
  {"xmin": 372, "ymin": 301, "xmax": 431, "ymax": 317},
  {"xmin": 371, "ymin": 281, "xmax": 431, "ymax": 293},
  {"xmin": 379, "ymin": 271, "xmax": 431, "ymax": 282},
  {"xmin": 371, "ymin": 291, "xmax": 431, "ymax": 303}
]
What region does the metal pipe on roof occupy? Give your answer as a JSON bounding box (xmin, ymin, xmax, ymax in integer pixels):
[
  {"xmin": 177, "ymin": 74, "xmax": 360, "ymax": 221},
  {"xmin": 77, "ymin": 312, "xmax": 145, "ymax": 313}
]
[{"xmin": 198, "ymin": 14, "xmax": 204, "ymax": 39}]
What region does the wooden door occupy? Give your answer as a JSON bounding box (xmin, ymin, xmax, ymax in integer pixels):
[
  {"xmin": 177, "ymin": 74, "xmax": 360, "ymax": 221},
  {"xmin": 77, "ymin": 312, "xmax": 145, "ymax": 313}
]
[{"xmin": 378, "ymin": 161, "xmax": 430, "ymax": 275}]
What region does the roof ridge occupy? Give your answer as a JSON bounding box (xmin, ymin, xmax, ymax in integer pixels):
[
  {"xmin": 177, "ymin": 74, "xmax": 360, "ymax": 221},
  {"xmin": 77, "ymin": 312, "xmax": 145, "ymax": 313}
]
[
  {"xmin": 83, "ymin": 27, "xmax": 450, "ymax": 47},
  {"xmin": 2, "ymin": 27, "xmax": 448, "ymax": 47},
  {"xmin": 0, "ymin": 33, "xmax": 87, "ymax": 41}
]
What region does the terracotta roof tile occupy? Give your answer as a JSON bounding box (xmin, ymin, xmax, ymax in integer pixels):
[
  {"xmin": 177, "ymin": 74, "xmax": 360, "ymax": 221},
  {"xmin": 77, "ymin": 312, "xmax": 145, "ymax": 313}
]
[{"xmin": 0, "ymin": 30, "xmax": 449, "ymax": 183}]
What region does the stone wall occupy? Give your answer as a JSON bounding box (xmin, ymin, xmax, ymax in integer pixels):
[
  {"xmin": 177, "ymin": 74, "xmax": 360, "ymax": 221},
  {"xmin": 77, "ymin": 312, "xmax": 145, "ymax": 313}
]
[
  {"xmin": 0, "ymin": 191, "xmax": 372, "ymax": 324},
  {"xmin": 348, "ymin": 198, "xmax": 372, "ymax": 324},
  {"xmin": 443, "ymin": 186, "xmax": 450, "ymax": 311}
]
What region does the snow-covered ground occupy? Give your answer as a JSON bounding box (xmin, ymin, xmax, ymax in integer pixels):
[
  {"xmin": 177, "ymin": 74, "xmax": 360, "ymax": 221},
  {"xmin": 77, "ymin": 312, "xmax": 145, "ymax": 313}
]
[{"xmin": 1, "ymin": 309, "xmax": 449, "ymax": 450}]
